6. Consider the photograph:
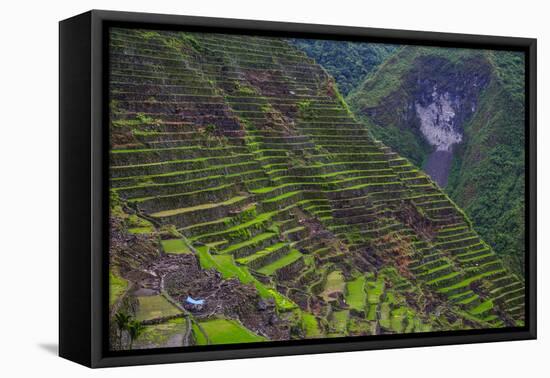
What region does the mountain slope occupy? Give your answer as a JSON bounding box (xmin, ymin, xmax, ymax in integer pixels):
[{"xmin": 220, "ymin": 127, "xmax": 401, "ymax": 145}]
[
  {"xmin": 108, "ymin": 29, "xmax": 525, "ymax": 350},
  {"xmin": 289, "ymin": 39, "xmax": 398, "ymax": 96},
  {"xmin": 347, "ymin": 46, "xmax": 526, "ymax": 276}
]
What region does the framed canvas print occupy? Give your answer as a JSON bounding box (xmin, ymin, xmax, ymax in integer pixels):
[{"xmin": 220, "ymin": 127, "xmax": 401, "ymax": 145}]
[{"xmin": 59, "ymin": 10, "xmax": 536, "ymax": 368}]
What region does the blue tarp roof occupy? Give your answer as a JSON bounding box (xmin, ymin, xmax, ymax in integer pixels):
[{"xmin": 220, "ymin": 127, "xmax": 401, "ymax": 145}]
[{"xmin": 186, "ymin": 296, "xmax": 205, "ymax": 305}]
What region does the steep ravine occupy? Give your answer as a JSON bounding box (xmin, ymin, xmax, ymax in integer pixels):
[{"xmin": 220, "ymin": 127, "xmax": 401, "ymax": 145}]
[
  {"xmin": 415, "ymin": 88, "xmax": 465, "ymax": 186},
  {"xmin": 347, "ymin": 47, "xmax": 526, "ymax": 276},
  {"xmin": 350, "ymin": 53, "xmax": 490, "ymax": 187}
]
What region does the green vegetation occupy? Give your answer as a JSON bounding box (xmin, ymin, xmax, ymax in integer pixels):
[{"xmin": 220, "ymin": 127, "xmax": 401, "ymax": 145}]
[
  {"xmin": 109, "ymin": 271, "xmax": 128, "ymax": 306},
  {"xmin": 347, "ymin": 47, "xmax": 489, "ymax": 167},
  {"xmin": 113, "ymin": 310, "xmax": 148, "ymax": 350},
  {"xmin": 151, "ymin": 195, "xmax": 247, "ymax": 217},
  {"xmin": 322, "ymin": 270, "xmax": 346, "ymax": 301},
  {"xmin": 161, "ymin": 239, "xmax": 191, "ymax": 254},
  {"xmin": 135, "ymin": 295, "xmax": 182, "ymax": 322},
  {"xmin": 192, "ymin": 323, "xmax": 208, "ymax": 345},
  {"xmin": 257, "ymin": 249, "xmax": 302, "ymax": 276},
  {"xmin": 134, "ymin": 318, "xmax": 189, "ymax": 349},
  {"xmin": 346, "ymin": 276, "xmax": 367, "ymax": 311},
  {"xmin": 127, "ymin": 214, "xmax": 155, "ymax": 234},
  {"xmin": 219, "ymin": 232, "xmax": 275, "ymax": 254},
  {"xmin": 471, "ymin": 300, "xmax": 494, "ymax": 315},
  {"xmin": 196, "ymin": 246, "xmax": 296, "ymax": 311},
  {"xmin": 346, "ymin": 46, "xmax": 526, "ymax": 276},
  {"xmin": 113, "ymin": 311, "xmax": 132, "ymax": 349},
  {"xmin": 447, "ymin": 51, "xmax": 526, "ymax": 276},
  {"xmin": 290, "ymin": 39, "xmax": 398, "ymax": 95},
  {"xmin": 366, "ymin": 276, "xmax": 384, "ymax": 304},
  {"xmin": 302, "ymin": 313, "xmax": 323, "ymax": 338},
  {"xmin": 330, "ymin": 310, "xmax": 349, "ymax": 336},
  {"xmin": 108, "ymin": 28, "xmax": 525, "ymax": 351},
  {"xmin": 127, "ymin": 320, "xmax": 146, "ymax": 350},
  {"xmin": 197, "ymin": 319, "xmax": 266, "ymax": 345}
]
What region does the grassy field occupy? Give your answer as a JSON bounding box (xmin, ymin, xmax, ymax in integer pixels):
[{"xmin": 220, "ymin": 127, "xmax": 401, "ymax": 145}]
[
  {"xmin": 135, "ymin": 295, "xmax": 182, "ymax": 322},
  {"xmin": 257, "ymin": 249, "xmax": 302, "ymax": 276},
  {"xmin": 134, "ymin": 318, "xmax": 188, "ymax": 349},
  {"xmin": 196, "ymin": 319, "xmax": 266, "ymax": 345},
  {"xmin": 302, "ymin": 312, "xmax": 323, "ymax": 338},
  {"xmin": 196, "ymin": 246, "xmax": 296, "ymax": 311},
  {"xmin": 128, "ymin": 225, "xmax": 155, "ymax": 234},
  {"xmin": 109, "ymin": 271, "xmax": 128, "ymax": 306},
  {"xmin": 192, "ymin": 323, "xmax": 208, "ymax": 345},
  {"xmin": 330, "ymin": 310, "xmax": 349, "ymax": 336},
  {"xmin": 366, "ymin": 276, "xmax": 385, "ymax": 304},
  {"xmin": 322, "ymin": 270, "xmax": 345, "ymax": 301},
  {"xmin": 346, "ymin": 276, "xmax": 367, "ymax": 311},
  {"xmin": 161, "ymin": 239, "xmax": 191, "ymax": 254},
  {"xmin": 471, "ymin": 300, "xmax": 494, "ymax": 315}
]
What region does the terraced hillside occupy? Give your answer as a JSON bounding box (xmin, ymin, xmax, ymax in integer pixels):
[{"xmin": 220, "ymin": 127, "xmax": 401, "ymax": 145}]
[
  {"xmin": 108, "ymin": 28, "xmax": 525, "ymax": 351},
  {"xmin": 347, "ymin": 46, "xmax": 526, "ymax": 276}
]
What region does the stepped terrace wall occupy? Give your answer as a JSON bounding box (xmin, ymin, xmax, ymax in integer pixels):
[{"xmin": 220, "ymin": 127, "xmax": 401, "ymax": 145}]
[{"xmin": 108, "ymin": 28, "xmax": 525, "ymax": 351}]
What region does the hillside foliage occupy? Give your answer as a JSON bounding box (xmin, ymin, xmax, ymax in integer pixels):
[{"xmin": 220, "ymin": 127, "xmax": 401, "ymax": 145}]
[
  {"xmin": 346, "ymin": 46, "xmax": 526, "ymax": 277},
  {"xmin": 447, "ymin": 51, "xmax": 526, "ymax": 275},
  {"xmin": 290, "ymin": 39, "xmax": 398, "ymax": 96}
]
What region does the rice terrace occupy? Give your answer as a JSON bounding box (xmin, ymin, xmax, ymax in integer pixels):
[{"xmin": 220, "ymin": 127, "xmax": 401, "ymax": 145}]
[{"xmin": 108, "ymin": 27, "xmax": 526, "ymax": 350}]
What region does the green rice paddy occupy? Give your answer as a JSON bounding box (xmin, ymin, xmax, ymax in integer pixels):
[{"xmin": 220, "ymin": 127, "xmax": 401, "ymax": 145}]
[
  {"xmin": 195, "ymin": 319, "xmax": 265, "ymax": 345},
  {"xmin": 135, "ymin": 295, "xmax": 182, "ymax": 322}
]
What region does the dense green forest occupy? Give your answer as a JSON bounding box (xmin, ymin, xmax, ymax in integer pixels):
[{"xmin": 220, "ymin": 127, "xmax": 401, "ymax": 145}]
[
  {"xmin": 289, "ymin": 39, "xmax": 398, "ymax": 96},
  {"xmin": 446, "ymin": 51, "xmax": 525, "ymax": 276}
]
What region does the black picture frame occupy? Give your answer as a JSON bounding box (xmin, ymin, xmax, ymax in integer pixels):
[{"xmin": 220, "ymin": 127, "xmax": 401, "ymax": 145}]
[{"xmin": 59, "ymin": 9, "xmax": 537, "ymax": 368}]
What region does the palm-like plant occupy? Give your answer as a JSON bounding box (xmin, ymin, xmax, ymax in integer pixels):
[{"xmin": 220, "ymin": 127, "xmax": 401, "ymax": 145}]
[
  {"xmin": 127, "ymin": 320, "xmax": 145, "ymax": 350},
  {"xmin": 114, "ymin": 311, "xmax": 131, "ymax": 349}
]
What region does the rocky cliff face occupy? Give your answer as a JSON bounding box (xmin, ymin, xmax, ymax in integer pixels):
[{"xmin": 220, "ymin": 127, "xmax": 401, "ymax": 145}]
[
  {"xmin": 416, "ymin": 90, "xmax": 461, "ymax": 151},
  {"xmin": 355, "ymin": 53, "xmax": 491, "ymax": 187},
  {"xmin": 414, "ymin": 88, "xmax": 463, "ymax": 186}
]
